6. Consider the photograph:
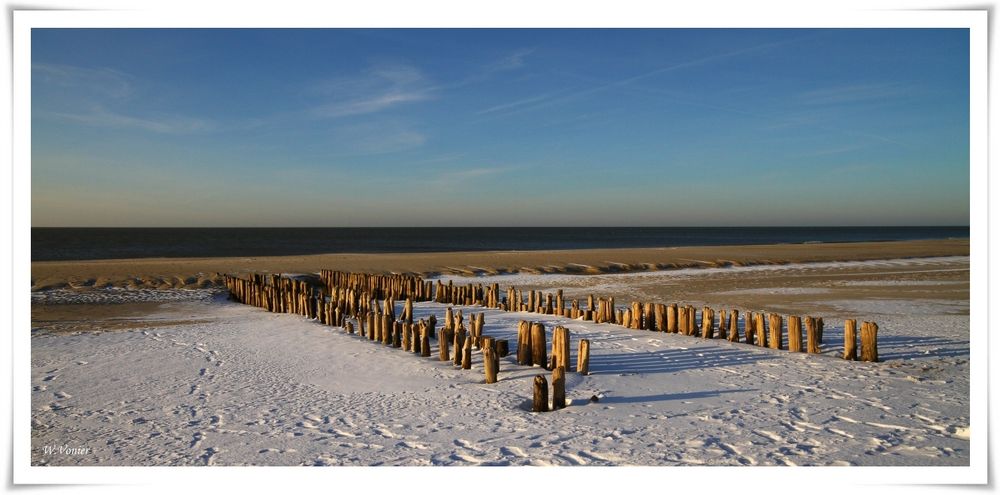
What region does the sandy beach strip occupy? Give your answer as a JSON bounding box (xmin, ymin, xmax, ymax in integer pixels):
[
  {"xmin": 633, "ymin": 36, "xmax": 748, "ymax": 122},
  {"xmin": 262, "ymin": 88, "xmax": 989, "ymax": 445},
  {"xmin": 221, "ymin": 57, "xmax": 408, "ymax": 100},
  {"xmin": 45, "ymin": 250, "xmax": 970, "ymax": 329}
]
[{"xmin": 31, "ymin": 239, "xmax": 968, "ymax": 291}]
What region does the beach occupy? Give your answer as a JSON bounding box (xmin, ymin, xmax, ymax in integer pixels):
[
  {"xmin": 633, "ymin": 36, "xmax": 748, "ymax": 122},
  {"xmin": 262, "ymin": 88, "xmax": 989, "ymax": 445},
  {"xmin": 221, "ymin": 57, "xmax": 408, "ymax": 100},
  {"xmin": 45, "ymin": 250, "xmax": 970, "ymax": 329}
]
[
  {"xmin": 31, "ymin": 238, "xmax": 969, "ymax": 291},
  {"xmin": 28, "ymin": 239, "xmax": 972, "ymax": 467}
]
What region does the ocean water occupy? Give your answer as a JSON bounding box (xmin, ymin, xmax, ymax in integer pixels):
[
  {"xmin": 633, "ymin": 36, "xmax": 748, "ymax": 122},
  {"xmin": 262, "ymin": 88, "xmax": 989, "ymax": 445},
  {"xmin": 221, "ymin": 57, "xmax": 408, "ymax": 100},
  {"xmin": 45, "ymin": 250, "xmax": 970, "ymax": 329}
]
[{"xmin": 31, "ymin": 226, "xmax": 969, "ymax": 262}]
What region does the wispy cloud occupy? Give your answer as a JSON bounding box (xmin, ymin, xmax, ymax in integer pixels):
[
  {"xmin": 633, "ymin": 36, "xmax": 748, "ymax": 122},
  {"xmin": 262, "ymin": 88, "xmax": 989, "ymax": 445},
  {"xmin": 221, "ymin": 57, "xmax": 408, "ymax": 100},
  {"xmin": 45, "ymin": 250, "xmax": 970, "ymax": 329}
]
[
  {"xmin": 485, "ymin": 48, "xmax": 535, "ymax": 73},
  {"xmin": 33, "ymin": 62, "xmax": 222, "ymax": 134},
  {"xmin": 41, "ymin": 105, "xmax": 215, "ymax": 134},
  {"xmin": 797, "ymin": 83, "xmax": 913, "ymax": 105},
  {"xmin": 476, "ymin": 92, "xmax": 558, "ymax": 115},
  {"xmin": 325, "ymin": 121, "xmax": 427, "ymax": 156},
  {"xmin": 32, "ymin": 62, "xmax": 134, "ymax": 100},
  {"xmin": 474, "ymin": 37, "xmax": 804, "ymax": 120},
  {"xmin": 308, "ymin": 64, "xmax": 435, "ymax": 119}
]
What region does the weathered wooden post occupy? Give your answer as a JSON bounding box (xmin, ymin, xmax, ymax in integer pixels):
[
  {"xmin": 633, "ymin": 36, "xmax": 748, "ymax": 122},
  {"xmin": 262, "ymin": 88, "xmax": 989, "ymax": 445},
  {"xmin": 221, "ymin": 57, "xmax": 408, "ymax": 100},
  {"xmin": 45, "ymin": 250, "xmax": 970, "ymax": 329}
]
[
  {"xmin": 346, "ymin": 321, "xmax": 355, "ymax": 334},
  {"xmin": 805, "ymin": 316, "xmax": 820, "ymax": 354},
  {"xmin": 533, "ymin": 375, "xmax": 549, "ymax": 412},
  {"xmin": 454, "ymin": 325, "xmax": 466, "ymax": 366},
  {"xmin": 755, "ymin": 313, "xmax": 767, "ymax": 347},
  {"xmin": 768, "ymin": 313, "xmax": 783, "ymax": 350},
  {"xmin": 701, "ymin": 307, "xmax": 715, "ymax": 339},
  {"xmin": 860, "ymin": 321, "xmax": 879, "ymax": 362},
  {"xmin": 530, "ymin": 322, "xmax": 547, "ymax": 368},
  {"xmin": 484, "ymin": 345, "xmax": 498, "ymax": 383},
  {"xmin": 654, "ymin": 304, "xmax": 666, "ymax": 332},
  {"xmin": 577, "ymin": 339, "xmax": 590, "ymax": 375},
  {"xmin": 439, "ymin": 328, "xmax": 451, "ymax": 362},
  {"xmin": 788, "ymin": 315, "xmax": 803, "ymax": 352},
  {"xmin": 687, "ymin": 305, "xmax": 697, "ymax": 335},
  {"xmin": 404, "ymin": 297, "xmax": 413, "ymax": 324},
  {"xmin": 728, "ymin": 310, "xmax": 739, "ymax": 342},
  {"xmin": 517, "ymin": 320, "xmax": 533, "ymax": 366},
  {"xmin": 817, "ymin": 317, "xmax": 825, "ymax": 345},
  {"xmin": 552, "ymin": 366, "xmax": 566, "ymax": 410},
  {"xmin": 553, "ymin": 326, "xmax": 571, "ymax": 371},
  {"xmin": 462, "ymin": 338, "xmax": 472, "ymax": 370},
  {"xmin": 843, "ymin": 319, "xmax": 858, "ymax": 361},
  {"xmin": 401, "ymin": 321, "xmax": 411, "ymax": 350},
  {"xmin": 668, "ymin": 304, "xmax": 678, "ymax": 333},
  {"xmin": 420, "ymin": 323, "xmax": 431, "ymax": 357}
]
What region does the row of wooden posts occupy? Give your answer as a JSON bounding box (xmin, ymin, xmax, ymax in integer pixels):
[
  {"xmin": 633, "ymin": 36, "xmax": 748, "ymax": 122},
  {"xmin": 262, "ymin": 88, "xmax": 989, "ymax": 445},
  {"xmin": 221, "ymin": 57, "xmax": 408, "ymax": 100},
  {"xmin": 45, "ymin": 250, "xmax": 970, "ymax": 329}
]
[
  {"xmin": 228, "ymin": 270, "xmax": 880, "ymax": 363},
  {"xmin": 223, "ymin": 273, "xmax": 594, "ymax": 400}
]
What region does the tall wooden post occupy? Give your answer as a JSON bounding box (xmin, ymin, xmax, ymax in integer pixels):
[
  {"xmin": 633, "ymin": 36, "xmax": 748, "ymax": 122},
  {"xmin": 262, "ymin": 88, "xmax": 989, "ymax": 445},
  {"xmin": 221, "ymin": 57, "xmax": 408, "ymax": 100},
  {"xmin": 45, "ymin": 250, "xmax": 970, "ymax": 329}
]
[
  {"xmin": 701, "ymin": 307, "xmax": 715, "ymax": 339},
  {"xmin": 552, "ymin": 366, "xmax": 566, "ymax": 410},
  {"xmin": 805, "ymin": 317, "xmax": 820, "ymax": 354},
  {"xmin": 668, "ymin": 304, "xmax": 678, "ymax": 333},
  {"xmin": 577, "ymin": 339, "xmax": 590, "ymax": 375},
  {"xmin": 755, "ymin": 313, "xmax": 767, "ymax": 347},
  {"xmin": 530, "ymin": 322, "xmax": 547, "ymax": 368},
  {"xmin": 553, "ymin": 326, "xmax": 570, "ymax": 371},
  {"xmin": 533, "ymin": 375, "xmax": 549, "ymax": 412},
  {"xmin": 728, "ymin": 310, "xmax": 739, "ymax": 342},
  {"xmin": 843, "ymin": 319, "xmax": 858, "ymax": 361},
  {"xmin": 484, "ymin": 345, "xmax": 498, "ymax": 384},
  {"xmin": 517, "ymin": 321, "xmax": 533, "ymax": 366},
  {"xmin": 788, "ymin": 315, "xmax": 803, "ymax": 352},
  {"xmin": 768, "ymin": 313, "xmax": 783, "ymax": 350},
  {"xmin": 744, "ymin": 311, "xmax": 755, "ymax": 346},
  {"xmin": 860, "ymin": 321, "xmax": 879, "ymax": 362}
]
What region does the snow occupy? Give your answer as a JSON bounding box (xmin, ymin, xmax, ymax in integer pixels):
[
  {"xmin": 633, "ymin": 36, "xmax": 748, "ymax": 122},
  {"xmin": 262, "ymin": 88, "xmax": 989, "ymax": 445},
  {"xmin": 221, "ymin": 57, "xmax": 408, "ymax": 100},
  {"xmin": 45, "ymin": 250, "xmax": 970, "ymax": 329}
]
[{"xmin": 31, "ymin": 291, "xmax": 969, "ymax": 468}]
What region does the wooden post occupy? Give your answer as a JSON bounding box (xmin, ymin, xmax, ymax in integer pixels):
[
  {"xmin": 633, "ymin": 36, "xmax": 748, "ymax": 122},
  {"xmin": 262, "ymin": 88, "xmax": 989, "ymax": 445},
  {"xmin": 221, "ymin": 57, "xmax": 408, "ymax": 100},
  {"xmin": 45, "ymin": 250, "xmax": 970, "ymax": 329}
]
[
  {"xmin": 677, "ymin": 306, "xmax": 688, "ymax": 335},
  {"xmin": 533, "ymin": 375, "xmax": 549, "ymax": 412},
  {"xmin": 701, "ymin": 307, "xmax": 714, "ymax": 339},
  {"xmin": 577, "ymin": 339, "xmax": 590, "ymax": 375},
  {"xmin": 755, "ymin": 313, "xmax": 767, "ymax": 347},
  {"xmin": 530, "ymin": 322, "xmax": 547, "ymax": 368},
  {"xmin": 655, "ymin": 304, "xmax": 666, "ymax": 332},
  {"xmin": 552, "ymin": 366, "xmax": 566, "ymax": 410},
  {"xmin": 454, "ymin": 325, "xmax": 466, "ymax": 366},
  {"xmin": 553, "ymin": 326, "xmax": 570, "ymax": 371},
  {"xmin": 462, "ymin": 339, "xmax": 472, "ymax": 370},
  {"xmin": 439, "ymin": 328, "xmax": 450, "ymax": 362},
  {"xmin": 817, "ymin": 317, "xmax": 825, "ymax": 345},
  {"xmin": 346, "ymin": 321, "xmax": 355, "ymax": 334},
  {"xmin": 444, "ymin": 307, "xmax": 453, "ymax": 331},
  {"xmin": 383, "ymin": 315, "xmax": 393, "ymax": 346},
  {"xmin": 404, "ymin": 297, "xmax": 413, "ymax": 324},
  {"xmin": 728, "ymin": 310, "xmax": 739, "ymax": 342},
  {"xmin": 401, "ymin": 321, "xmax": 411, "ymax": 350},
  {"xmin": 668, "ymin": 304, "xmax": 678, "ymax": 333},
  {"xmin": 843, "ymin": 319, "xmax": 858, "ymax": 361},
  {"xmin": 517, "ymin": 321, "xmax": 533, "ymax": 366},
  {"xmin": 788, "ymin": 315, "xmax": 803, "ymax": 352},
  {"xmin": 768, "ymin": 313, "xmax": 783, "ymax": 350},
  {"xmin": 420, "ymin": 324, "xmax": 431, "ymax": 357},
  {"xmin": 806, "ymin": 316, "xmax": 820, "ymax": 354},
  {"xmin": 860, "ymin": 321, "xmax": 879, "ymax": 362},
  {"xmin": 484, "ymin": 345, "xmax": 498, "ymax": 383}
]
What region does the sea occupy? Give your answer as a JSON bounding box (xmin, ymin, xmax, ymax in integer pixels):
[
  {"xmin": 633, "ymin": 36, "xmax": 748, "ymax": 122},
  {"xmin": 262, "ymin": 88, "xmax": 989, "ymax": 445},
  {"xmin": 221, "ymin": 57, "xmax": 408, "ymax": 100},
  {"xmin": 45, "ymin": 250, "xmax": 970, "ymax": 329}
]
[{"xmin": 30, "ymin": 227, "xmax": 970, "ymax": 262}]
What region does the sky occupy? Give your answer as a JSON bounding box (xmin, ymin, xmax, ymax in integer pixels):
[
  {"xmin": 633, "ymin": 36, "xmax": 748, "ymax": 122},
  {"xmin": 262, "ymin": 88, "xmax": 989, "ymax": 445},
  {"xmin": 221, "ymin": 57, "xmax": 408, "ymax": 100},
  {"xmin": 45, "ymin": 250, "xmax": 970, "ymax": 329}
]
[{"xmin": 30, "ymin": 28, "xmax": 970, "ymax": 227}]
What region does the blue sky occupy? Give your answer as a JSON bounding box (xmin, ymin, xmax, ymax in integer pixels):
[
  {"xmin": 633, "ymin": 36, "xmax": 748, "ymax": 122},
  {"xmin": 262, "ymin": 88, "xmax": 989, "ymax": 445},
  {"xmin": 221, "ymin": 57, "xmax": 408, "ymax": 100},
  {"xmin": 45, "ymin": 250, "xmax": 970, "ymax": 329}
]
[{"xmin": 31, "ymin": 28, "xmax": 970, "ymax": 227}]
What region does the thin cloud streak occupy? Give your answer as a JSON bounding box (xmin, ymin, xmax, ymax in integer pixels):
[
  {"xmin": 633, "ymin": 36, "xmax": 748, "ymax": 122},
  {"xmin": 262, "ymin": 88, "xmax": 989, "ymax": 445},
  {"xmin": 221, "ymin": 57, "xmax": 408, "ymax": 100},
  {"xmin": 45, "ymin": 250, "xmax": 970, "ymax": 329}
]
[
  {"xmin": 479, "ymin": 36, "xmax": 811, "ymax": 120},
  {"xmin": 308, "ymin": 64, "xmax": 436, "ymax": 119}
]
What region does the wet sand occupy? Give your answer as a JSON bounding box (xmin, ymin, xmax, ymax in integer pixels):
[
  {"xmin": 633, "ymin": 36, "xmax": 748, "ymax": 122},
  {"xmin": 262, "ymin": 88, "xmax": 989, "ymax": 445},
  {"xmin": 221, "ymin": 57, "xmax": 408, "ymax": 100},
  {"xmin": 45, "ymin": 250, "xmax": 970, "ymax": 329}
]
[{"xmin": 31, "ymin": 238, "xmax": 969, "ymax": 291}]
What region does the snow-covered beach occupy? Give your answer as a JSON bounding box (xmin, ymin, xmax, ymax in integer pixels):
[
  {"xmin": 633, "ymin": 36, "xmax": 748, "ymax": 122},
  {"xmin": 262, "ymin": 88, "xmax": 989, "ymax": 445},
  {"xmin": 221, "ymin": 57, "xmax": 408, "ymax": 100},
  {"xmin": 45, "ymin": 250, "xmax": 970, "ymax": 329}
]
[{"xmin": 29, "ymin": 256, "xmax": 971, "ymax": 468}]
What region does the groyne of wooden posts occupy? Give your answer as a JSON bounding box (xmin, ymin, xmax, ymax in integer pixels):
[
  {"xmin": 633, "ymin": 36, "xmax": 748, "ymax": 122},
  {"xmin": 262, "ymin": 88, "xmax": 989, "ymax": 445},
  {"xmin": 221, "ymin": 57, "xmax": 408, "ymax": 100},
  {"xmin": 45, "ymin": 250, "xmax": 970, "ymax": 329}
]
[{"xmin": 223, "ymin": 269, "xmax": 881, "ymax": 413}]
